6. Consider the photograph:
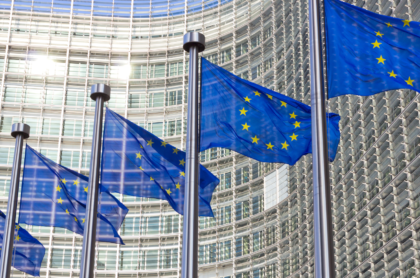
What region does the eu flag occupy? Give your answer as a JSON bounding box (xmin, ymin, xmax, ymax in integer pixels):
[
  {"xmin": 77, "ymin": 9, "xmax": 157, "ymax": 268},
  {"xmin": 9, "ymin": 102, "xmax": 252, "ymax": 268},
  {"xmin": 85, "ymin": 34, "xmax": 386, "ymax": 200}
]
[
  {"xmin": 19, "ymin": 145, "xmax": 128, "ymax": 244},
  {"xmin": 0, "ymin": 210, "xmax": 45, "ymax": 277},
  {"xmin": 200, "ymin": 58, "xmax": 341, "ymax": 164},
  {"xmin": 325, "ymin": 0, "xmax": 420, "ymax": 98},
  {"xmin": 101, "ymin": 108, "xmax": 219, "ymax": 217}
]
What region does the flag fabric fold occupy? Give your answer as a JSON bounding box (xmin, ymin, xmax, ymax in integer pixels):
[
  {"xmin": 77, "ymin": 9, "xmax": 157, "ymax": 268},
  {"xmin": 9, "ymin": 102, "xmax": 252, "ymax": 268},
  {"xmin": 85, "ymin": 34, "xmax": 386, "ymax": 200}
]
[
  {"xmin": 325, "ymin": 0, "xmax": 420, "ymax": 98},
  {"xmin": 200, "ymin": 58, "xmax": 341, "ymax": 164},
  {"xmin": 0, "ymin": 210, "xmax": 45, "ymax": 277},
  {"xmin": 19, "ymin": 145, "xmax": 128, "ymax": 244},
  {"xmin": 101, "ymin": 108, "xmax": 219, "ymax": 217}
]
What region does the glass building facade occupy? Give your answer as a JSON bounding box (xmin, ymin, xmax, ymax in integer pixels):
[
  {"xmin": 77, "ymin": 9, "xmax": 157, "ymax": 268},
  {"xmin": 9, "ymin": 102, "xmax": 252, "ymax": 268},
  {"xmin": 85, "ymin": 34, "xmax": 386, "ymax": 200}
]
[{"xmin": 0, "ymin": 0, "xmax": 419, "ymax": 277}]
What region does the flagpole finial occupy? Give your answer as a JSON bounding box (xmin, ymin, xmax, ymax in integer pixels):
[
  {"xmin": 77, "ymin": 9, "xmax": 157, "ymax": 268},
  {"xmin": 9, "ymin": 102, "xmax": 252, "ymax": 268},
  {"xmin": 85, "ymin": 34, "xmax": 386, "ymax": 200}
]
[
  {"xmin": 11, "ymin": 123, "xmax": 30, "ymax": 139},
  {"xmin": 91, "ymin": 83, "xmax": 111, "ymax": 101},
  {"xmin": 183, "ymin": 32, "xmax": 205, "ymax": 53}
]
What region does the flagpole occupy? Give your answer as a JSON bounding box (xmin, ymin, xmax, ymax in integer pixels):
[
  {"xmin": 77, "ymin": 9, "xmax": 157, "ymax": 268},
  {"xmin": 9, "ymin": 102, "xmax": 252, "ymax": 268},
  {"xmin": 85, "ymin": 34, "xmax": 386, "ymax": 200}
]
[
  {"xmin": 79, "ymin": 84, "xmax": 110, "ymax": 278},
  {"xmin": 309, "ymin": 0, "xmax": 335, "ymax": 276},
  {"xmin": 181, "ymin": 32, "xmax": 205, "ymax": 278},
  {"xmin": 0, "ymin": 123, "xmax": 30, "ymax": 278}
]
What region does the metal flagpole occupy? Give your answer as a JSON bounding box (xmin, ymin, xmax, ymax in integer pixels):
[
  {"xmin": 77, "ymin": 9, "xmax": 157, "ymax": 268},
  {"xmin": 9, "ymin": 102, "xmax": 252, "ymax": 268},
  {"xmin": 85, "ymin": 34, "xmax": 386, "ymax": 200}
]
[
  {"xmin": 309, "ymin": 0, "xmax": 335, "ymax": 276},
  {"xmin": 0, "ymin": 123, "xmax": 30, "ymax": 278},
  {"xmin": 79, "ymin": 84, "xmax": 110, "ymax": 278},
  {"xmin": 181, "ymin": 32, "xmax": 205, "ymax": 278}
]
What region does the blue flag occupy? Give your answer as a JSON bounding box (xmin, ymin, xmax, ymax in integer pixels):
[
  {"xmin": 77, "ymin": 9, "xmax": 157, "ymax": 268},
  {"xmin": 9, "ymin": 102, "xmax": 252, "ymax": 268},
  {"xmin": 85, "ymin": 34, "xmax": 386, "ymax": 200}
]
[
  {"xmin": 0, "ymin": 211, "xmax": 45, "ymax": 277},
  {"xmin": 325, "ymin": 0, "xmax": 420, "ymax": 98},
  {"xmin": 101, "ymin": 108, "xmax": 219, "ymax": 217},
  {"xmin": 200, "ymin": 58, "xmax": 341, "ymax": 164},
  {"xmin": 19, "ymin": 145, "xmax": 128, "ymax": 244}
]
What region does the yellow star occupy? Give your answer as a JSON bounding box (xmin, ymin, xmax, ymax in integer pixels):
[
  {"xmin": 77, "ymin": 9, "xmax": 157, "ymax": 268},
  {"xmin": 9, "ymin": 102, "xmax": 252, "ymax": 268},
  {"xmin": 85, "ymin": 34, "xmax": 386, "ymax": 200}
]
[
  {"xmin": 375, "ymin": 31, "xmax": 384, "ymax": 37},
  {"xmin": 61, "ymin": 178, "xmax": 67, "ymax": 184},
  {"xmin": 266, "ymin": 142, "xmax": 274, "ymax": 150},
  {"xmin": 386, "ymin": 22, "xmax": 392, "ymax": 27},
  {"xmin": 289, "ymin": 112, "xmax": 297, "ymax": 119},
  {"xmin": 150, "ymin": 176, "xmax": 154, "ymax": 181},
  {"xmin": 74, "ymin": 217, "xmax": 78, "ymax": 222},
  {"xmin": 136, "ymin": 152, "xmax": 142, "ymax": 159},
  {"xmin": 82, "ymin": 218, "xmax": 85, "ymax": 223},
  {"xmin": 388, "ymin": 70, "xmax": 397, "ymax": 78},
  {"xmin": 402, "ymin": 19, "xmax": 410, "ymax": 27},
  {"xmin": 166, "ymin": 189, "xmax": 172, "ymax": 195},
  {"xmin": 15, "ymin": 235, "xmax": 20, "ymax": 241},
  {"xmin": 179, "ymin": 159, "xmax": 185, "ymax": 166},
  {"xmin": 147, "ymin": 139, "xmax": 153, "ymax": 146},
  {"xmin": 242, "ymin": 123, "xmax": 250, "ymax": 131},
  {"xmin": 161, "ymin": 141, "xmax": 168, "ymax": 147},
  {"xmin": 405, "ymin": 77, "xmax": 414, "ymax": 86},
  {"xmin": 376, "ymin": 56, "xmax": 386, "ymax": 64},
  {"xmin": 254, "ymin": 91, "xmax": 261, "ymax": 96},
  {"xmin": 57, "ymin": 197, "xmax": 63, "ymax": 204},
  {"xmin": 371, "ymin": 40, "xmax": 382, "ymax": 48},
  {"xmin": 266, "ymin": 94, "xmax": 273, "ymax": 100},
  {"xmin": 176, "ymin": 182, "xmax": 181, "ymax": 189},
  {"xmin": 139, "ymin": 166, "xmax": 144, "ymax": 170},
  {"xmin": 15, "ymin": 225, "xmax": 20, "ymax": 230},
  {"xmin": 56, "ymin": 185, "xmax": 62, "ymax": 192},
  {"xmin": 73, "ymin": 180, "xmax": 79, "ymax": 186},
  {"xmin": 293, "ymin": 121, "xmax": 301, "ymax": 128},
  {"xmin": 84, "ymin": 187, "xmax": 88, "ymax": 192},
  {"xmin": 290, "ymin": 133, "xmax": 298, "ymax": 141},
  {"xmin": 66, "ymin": 209, "xmax": 69, "ymax": 214},
  {"xmin": 140, "ymin": 144, "xmax": 143, "ymax": 149},
  {"xmin": 180, "ymin": 171, "xmax": 185, "ymax": 177},
  {"xmin": 251, "ymin": 135, "xmax": 259, "ymax": 144},
  {"xmin": 173, "ymin": 148, "xmax": 179, "ymax": 154},
  {"xmin": 244, "ymin": 96, "xmax": 251, "ymax": 102},
  {"xmin": 239, "ymin": 107, "xmax": 248, "ymax": 116},
  {"xmin": 281, "ymin": 141, "xmax": 289, "ymax": 150},
  {"xmin": 281, "ymin": 101, "xmax": 287, "ymax": 107}
]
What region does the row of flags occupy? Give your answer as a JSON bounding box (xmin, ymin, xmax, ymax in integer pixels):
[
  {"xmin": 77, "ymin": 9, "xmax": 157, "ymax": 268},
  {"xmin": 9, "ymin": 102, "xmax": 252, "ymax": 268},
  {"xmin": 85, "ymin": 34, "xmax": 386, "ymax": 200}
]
[{"xmin": 1, "ymin": 0, "xmax": 418, "ymax": 275}]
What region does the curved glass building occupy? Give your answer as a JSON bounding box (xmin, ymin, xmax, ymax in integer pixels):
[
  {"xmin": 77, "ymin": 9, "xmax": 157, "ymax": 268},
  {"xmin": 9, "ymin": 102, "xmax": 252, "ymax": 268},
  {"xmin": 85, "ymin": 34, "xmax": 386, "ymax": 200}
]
[{"xmin": 0, "ymin": 0, "xmax": 419, "ymax": 277}]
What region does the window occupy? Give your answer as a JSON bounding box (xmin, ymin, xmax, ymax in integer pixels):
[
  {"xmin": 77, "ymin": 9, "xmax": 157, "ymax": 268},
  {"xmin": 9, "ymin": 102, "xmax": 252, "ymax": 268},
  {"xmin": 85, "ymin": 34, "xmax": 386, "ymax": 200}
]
[
  {"xmin": 160, "ymin": 249, "xmax": 178, "ymax": 269},
  {"xmin": 84, "ymin": 120, "xmax": 94, "ymax": 137},
  {"xmin": 131, "ymin": 64, "xmax": 147, "ymax": 79},
  {"xmin": 165, "ymin": 90, "xmax": 182, "ymax": 106},
  {"xmin": 89, "ymin": 63, "xmax": 108, "ymax": 78},
  {"xmin": 24, "ymin": 89, "xmax": 42, "ymax": 104},
  {"xmin": 141, "ymin": 216, "xmax": 160, "ymax": 235},
  {"xmin": 236, "ymin": 201, "xmax": 249, "ymax": 220},
  {"xmin": 219, "ymin": 240, "xmax": 231, "ymax": 261},
  {"xmin": 235, "ymin": 236, "xmax": 249, "ymax": 257},
  {"xmin": 40, "ymin": 149, "xmax": 58, "ymax": 160},
  {"xmin": 122, "ymin": 217, "xmax": 140, "ymax": 236},
  {"xmin": 8, "ymin": 58, "xmax": 26, "ymax": 73},
  {"xmin": 0, "ymin": 179, "xmax": 9, "ymax": 197},
  {"xmin": 0, "ymin": 147, "xmax": 14, "ymax": 165},
  {"xmin": 161, "ymin": 215, "xmax": 179, "ymax": 234},
  {"xmin": 73, "ymin": 249, "xmax": 82, "ymax": 269},
  {"xmin": 149, "ymin": 64, "xmax": 165, "ymax": 78},
  {"xmin": 252, "ymin": 195, "xmax": 263, "ymax": 215},
  {"xmin": 147, "ymin": 122, "xmax": 163, "ymax": 138},
  {"xmin": 68, "ymin": 62, "xmax": 87, "ymax": 77},
  {"xmin": 0, "ymin": 116, "xmax": 19, "ymax": 133},
  {"xmin": 4, "ymin": 87, "xmax": 22, "ymax": 103},
  {"xmin": 42, "ymin": 118, "xmax": 61, "ymax": 136},
  {"xmin": 119, "ymin": 250, "xmax": 138, "ymax": 270},
  {"xmin": 220, "ymin": 172, "xmax": 232, "ymax": 190},
  {"xmin": 81, "ymin": 150, "xmax": 91, "ymax": 169},
  {"xmin": 220, "ymin": 205, "xmax": 232, "ymax": 225},
  {"xmin": 165, "ymin": 120, "xmax": 181, "ymax": 137},
  {"xmin": 253, "ymin": 231, "xmax": 263, "ymax": 252},
  {"xmin": 149, "ymin": 92, "xmax": 164, "ymax": 107},
  {"xmin": 66, "ymin": 91, "xmax": 85, "ymax": 106},
  {"xmin": 221, "ymin": 49, "xmax": 231, "ymax": 63},
  {"xmin": 45, "ymin": 89, "xmax": 64, "ymax": 105},
  {"xmin": 63, "ymin": 119, "xmax": 82, "ymax": 137},
  {"xmin": 60, "ymin": 150, "xmax": 80, "ymax": 168},
  {"xmin": 128, "ymin": 93, "xmax": 146, "ymax": 108},
  {"xmin": 198, "ymin": 243, "xmax": 216, "ymax": 264},
  {"xmin": 168, "ymin": 62, "xmax": 183, "ymax": 76},
  {"xmin": 51, "ymin": 248, "xmax": 72, "ymax": 269},
  {"xmin": 97, "ymin": 250, "xmax": 117, "ymax": 270}
]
